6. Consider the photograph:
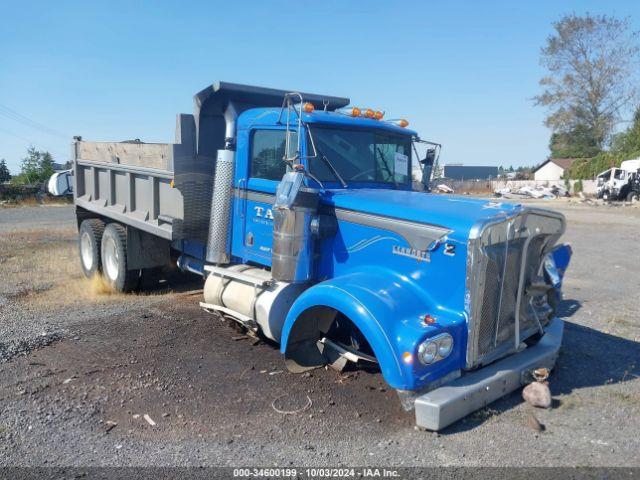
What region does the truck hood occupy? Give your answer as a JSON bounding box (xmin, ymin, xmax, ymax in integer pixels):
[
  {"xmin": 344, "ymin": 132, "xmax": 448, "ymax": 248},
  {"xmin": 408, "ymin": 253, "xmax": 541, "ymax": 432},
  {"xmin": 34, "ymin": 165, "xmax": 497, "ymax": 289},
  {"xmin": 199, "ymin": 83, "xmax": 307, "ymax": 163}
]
[{"xmin": 321, "ymin": 189, "xmax": 524, "ymax": 240}]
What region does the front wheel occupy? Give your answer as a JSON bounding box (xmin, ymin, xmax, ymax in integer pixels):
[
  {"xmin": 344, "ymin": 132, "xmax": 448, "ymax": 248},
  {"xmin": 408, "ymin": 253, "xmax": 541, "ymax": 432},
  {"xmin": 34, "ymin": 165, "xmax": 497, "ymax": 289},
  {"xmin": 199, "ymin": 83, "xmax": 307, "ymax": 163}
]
[
  {"xmin": 601, "ymin": 190, "xmax": 610, "ymax": 201},
  {"xmin": 101, "ymin": 223, "xmax": 140, "ymax": 292}
]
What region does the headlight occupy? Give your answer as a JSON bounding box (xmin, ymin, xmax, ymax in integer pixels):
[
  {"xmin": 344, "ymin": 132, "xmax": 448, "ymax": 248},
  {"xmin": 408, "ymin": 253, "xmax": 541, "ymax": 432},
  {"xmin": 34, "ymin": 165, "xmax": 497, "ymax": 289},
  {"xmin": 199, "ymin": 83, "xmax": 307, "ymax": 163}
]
[
  {"xmin": 417, "ymin": 333, "xmax": 453, "ymax": 365},
  {"xmin": 418, "ymin": 341, "xmax": 438, "ymax": 364},
  {"xmin": 543, "ymin": 254, "xmax": 561, "ymax": 288},
  {"xmin": 438, "ymin": 334, "xmax": 453, "ymax": 357}
]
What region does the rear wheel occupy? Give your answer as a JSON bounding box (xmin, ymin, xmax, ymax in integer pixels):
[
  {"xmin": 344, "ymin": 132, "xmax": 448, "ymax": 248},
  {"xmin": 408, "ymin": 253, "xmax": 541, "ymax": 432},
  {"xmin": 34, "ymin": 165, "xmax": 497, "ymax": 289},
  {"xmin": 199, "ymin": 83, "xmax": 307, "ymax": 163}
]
[
  {"xmin": 627, "ymin": 191, "xmax": 639, "ymax": 202},
  {"xmin": 101, "ymin": 223, "xmax": 140, "ymax": 292},
  {"xmin": 78, "ymin": 219, "xmax": 105, "ymax": 278}
]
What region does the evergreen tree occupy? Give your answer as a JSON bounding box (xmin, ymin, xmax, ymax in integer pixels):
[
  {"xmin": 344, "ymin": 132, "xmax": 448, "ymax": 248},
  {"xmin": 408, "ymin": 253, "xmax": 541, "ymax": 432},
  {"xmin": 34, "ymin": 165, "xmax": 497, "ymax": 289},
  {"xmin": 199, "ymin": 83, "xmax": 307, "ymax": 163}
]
[
  {"xmin": 0, "ymin": 159, "xmax": 11, "ymax": 182},
  {"xmin": 14, "ymin": 147, "xmax": 55, "ymax": 184}
]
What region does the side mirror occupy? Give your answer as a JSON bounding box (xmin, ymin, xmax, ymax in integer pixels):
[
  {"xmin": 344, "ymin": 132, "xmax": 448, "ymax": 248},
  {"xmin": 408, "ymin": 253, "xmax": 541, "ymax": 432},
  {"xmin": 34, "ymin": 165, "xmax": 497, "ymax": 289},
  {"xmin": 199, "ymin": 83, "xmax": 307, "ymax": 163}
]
[{"xmin": 421, "ymin": 148, "xmax": 436, "ymax": 167}]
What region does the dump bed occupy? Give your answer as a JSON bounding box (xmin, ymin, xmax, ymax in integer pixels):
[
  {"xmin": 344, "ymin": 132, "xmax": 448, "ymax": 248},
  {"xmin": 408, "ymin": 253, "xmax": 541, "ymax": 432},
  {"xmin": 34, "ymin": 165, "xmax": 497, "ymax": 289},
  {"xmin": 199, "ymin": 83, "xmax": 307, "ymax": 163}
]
[{"xmin": 73, "ymin": 140, "xmax": 183, "ymax": 240}]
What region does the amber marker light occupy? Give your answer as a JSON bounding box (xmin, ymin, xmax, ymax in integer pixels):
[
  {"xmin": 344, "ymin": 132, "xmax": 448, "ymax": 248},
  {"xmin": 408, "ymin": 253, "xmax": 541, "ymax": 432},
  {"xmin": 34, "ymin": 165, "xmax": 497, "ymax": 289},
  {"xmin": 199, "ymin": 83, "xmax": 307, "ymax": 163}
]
[
  {"xmin": 402, "ymin": 352, "xmax": 413, "ymax": 365},
  {"xmin": 302, "ymin": 102, "xmax": 315, "ymax": 113},
  {"xmin": 170, "ymin": 179, "xmax": 175, "ymax": 188},
  {"xmin": 351, "ymin": 107, "xmax": 361, "ymax": 117},
  {"xmin": 374, "ymin": 111, "xmax": 384, "ymax": 120},
  {"xmin": 364, "ymin": 108, "xmax": 375, "ymax": 118},
  {"xmin": 398, "ymin": 119, "xmax": 409, "ymax": 127},
  {"xmin": 422, "ymin": 314, "xmax": 436, "ymax": 325}
]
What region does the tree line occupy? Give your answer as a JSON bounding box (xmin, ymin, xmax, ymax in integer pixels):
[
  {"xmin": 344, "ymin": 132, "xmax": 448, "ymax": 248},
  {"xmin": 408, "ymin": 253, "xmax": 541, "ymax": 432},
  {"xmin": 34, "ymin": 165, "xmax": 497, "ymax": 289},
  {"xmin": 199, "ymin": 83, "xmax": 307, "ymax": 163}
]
[
  {"xmin": 0, "ymin": 147, "xmax": 66, "ymax": 185},
  {"xmin": 535, "ymin": 14, "xmax": 640, "ymax": 179}
]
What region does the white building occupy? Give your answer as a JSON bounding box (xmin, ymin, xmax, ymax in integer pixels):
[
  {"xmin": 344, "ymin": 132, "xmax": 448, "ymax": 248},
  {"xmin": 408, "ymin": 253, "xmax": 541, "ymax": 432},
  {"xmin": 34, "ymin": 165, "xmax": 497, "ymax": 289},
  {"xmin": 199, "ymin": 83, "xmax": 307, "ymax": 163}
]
[{"xmin": 533, "ymin": 158, "xmax": 576, "ymax": 181}]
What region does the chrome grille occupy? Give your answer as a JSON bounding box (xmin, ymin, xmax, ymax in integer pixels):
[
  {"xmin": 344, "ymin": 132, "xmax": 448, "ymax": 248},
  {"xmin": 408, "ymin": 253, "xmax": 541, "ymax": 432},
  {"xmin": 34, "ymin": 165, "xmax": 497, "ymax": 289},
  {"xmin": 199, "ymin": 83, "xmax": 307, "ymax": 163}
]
[
  {"xmin": 476, "ymin": 239, "xmax": 525, "ymax": 358},
  {"xmin": 466, "ymin": 210, "xmax": 565, "ymax": 368}
]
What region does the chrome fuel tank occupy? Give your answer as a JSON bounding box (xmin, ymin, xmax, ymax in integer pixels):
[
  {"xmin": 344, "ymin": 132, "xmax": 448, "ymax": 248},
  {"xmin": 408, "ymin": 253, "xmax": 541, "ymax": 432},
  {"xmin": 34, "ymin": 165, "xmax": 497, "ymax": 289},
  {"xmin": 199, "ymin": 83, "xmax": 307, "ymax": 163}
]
[{"xmin": 271, "ymin": 171, "xmax": 319, "ymax": 283}]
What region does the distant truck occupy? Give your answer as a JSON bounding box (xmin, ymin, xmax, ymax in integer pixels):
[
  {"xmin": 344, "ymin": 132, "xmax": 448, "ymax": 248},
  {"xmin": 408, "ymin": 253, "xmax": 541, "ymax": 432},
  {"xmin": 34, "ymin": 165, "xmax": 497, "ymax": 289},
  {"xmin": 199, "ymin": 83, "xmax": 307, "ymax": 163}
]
[
  {"xmin": 70, "ymin": 82, "xmax": 572, "ymax": 430},
  {"xmin": 47, "ymin": 170, "xmax": 73, "ymax": 196},
  {"xmin": 596, "ymin": 159, "xmax": 640, "ymax": 202}
]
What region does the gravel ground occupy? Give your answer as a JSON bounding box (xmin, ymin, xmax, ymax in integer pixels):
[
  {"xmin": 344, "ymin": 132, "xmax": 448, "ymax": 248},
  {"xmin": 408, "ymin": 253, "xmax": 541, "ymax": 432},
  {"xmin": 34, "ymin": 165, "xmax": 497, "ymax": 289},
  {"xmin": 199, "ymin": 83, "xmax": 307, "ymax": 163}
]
[{"xmin": 0, "ymin": 202, "xmax": 638, "ymax": 468}]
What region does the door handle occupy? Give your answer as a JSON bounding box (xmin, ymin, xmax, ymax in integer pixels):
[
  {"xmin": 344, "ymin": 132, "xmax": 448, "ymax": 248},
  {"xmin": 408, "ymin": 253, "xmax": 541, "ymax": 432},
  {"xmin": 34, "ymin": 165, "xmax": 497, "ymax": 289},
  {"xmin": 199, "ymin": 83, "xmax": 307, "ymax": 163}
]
[{"xmin": 238, "ymin": 178, "xmax": 246, "ymax": 219}]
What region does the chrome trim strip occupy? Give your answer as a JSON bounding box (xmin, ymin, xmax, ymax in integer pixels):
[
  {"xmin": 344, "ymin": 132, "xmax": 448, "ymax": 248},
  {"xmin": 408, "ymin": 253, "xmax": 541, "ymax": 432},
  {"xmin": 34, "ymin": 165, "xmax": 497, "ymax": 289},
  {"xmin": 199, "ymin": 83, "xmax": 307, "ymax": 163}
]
[
  {"xmin": 334, "ymin": 208, "xmax": 452, "ymax": 250},
  {"xmin": 514, "ymin": 229, "xmax": 534, "ymax": 349},
  {"xmin": 233, "ymin": 188, "xmax": 453, "ymax": 250},
  {"xmin": 493, "ymin": 220, "xmax": 513, "ymax": 347},
  {"xmin": 235, "ymin": 188, "xmax": 275, "ymax": 204}
]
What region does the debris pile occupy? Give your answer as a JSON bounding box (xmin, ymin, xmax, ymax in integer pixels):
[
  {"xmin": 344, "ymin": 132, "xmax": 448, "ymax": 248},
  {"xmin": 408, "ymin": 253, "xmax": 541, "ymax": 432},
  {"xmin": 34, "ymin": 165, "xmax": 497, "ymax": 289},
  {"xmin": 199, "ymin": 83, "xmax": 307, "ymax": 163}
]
[
  {"xmin": 523, "ymin": 368, "xmax": 553, "ymax": 433},
  {"xmin": 522, "ymin": 381, "xmax": 552, "ymax": 408},
  {"xmin": 494, "ymin": 184, "xmax": 569, "ymax": 200},
  {"xmin": 435, "ymin": 184, "xmax": 454, "ymax": 193}
]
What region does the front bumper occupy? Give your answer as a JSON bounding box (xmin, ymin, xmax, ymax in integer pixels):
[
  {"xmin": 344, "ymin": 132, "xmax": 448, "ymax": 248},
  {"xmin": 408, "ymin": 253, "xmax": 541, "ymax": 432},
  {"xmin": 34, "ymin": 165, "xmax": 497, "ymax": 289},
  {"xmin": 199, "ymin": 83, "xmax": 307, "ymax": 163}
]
[{"xmin": 414, "ymin": 317, "xmax": 564, "ymax": 431}]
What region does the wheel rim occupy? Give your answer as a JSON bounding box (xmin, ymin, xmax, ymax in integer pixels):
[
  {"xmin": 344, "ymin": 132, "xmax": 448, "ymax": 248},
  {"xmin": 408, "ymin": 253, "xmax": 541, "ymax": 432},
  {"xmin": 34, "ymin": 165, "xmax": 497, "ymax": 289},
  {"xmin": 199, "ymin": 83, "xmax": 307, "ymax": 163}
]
[
  {"xmin": 80, "ymin": 232, "xmax": 94, "ymax": 271},
  {"xmin": 103, "ymin": 237, "xmax": 119, "ymax": 282}
]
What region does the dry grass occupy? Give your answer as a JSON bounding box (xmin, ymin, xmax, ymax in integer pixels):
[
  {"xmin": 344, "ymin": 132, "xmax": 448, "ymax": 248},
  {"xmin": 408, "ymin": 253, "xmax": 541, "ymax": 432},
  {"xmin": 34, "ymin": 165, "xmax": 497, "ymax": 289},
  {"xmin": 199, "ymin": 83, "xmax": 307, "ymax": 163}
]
[
  {"xmin": 609, "ymin": 390, "xmax": 640, "ymax": 405},
  {"xmin": 606, "ymin": 315, "xmax": 638, "ymax": 329},
  {"xmin": 469, "ymin": 406, "xmax": 500, "ymax": 422},
  {"xmin": 87, "ymin": 273, "xmax": 117, "ymax": 296},
  {"xmin": 556, "ymin": 395, "xmax": 580, "ymax": 411},
  {"xmin": 0, "ymin": 197, "xmax": 73, "ymax": 208},
  {"xmin": 0, "ymin": 227, "xmax": 132, "ymax": 311}
]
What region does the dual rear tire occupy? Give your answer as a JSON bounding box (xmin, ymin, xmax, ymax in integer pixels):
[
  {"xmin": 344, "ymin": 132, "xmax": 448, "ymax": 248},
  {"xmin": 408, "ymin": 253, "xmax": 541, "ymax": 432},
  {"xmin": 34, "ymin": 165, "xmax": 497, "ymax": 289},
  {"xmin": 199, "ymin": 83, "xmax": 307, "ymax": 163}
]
[
  {"xmin": 78, "ymin": 220, "xmax": 140, "ymax": 292},
  {"xmin": 79, "ymin": 219, "xmax": 105, "ymax": 278}
]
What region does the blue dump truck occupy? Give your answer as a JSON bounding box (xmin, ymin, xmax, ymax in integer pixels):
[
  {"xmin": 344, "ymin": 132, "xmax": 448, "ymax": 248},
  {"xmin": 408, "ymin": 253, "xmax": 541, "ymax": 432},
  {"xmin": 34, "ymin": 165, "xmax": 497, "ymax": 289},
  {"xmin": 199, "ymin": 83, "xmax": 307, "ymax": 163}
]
[{"xmin": 72, "ymin": 82, "xmax": 572, "ymax": 430}]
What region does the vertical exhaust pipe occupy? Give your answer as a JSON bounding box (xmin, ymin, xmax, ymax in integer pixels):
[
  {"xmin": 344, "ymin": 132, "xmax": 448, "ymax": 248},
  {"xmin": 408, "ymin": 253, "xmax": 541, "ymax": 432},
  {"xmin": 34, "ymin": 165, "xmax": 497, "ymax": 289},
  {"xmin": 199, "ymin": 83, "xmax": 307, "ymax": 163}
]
[{"xmin": 206, "ymin": 102, "xmax": 238, "ymax": 264}]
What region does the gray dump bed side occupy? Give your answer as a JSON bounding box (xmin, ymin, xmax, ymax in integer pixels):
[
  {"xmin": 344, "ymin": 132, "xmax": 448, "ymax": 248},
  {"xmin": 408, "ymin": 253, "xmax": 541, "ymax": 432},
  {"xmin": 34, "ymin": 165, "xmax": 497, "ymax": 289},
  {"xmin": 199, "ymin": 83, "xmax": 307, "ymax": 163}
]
[{"xmin": 74, "ymin": 140, "xmax": 182, "ymax": 240}]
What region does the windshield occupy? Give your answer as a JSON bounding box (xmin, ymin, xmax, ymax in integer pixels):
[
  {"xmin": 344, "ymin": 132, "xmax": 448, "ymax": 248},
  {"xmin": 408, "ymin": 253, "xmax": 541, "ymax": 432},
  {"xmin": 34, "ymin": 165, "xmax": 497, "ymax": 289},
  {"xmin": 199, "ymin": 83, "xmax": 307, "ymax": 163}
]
[
  {"xmin": 306, "ymin": 127, "xmax": 412, "ymax": 186},
  {"xmin": 598, "ymin": 170, "xmax": 612, "ymax": 181}
]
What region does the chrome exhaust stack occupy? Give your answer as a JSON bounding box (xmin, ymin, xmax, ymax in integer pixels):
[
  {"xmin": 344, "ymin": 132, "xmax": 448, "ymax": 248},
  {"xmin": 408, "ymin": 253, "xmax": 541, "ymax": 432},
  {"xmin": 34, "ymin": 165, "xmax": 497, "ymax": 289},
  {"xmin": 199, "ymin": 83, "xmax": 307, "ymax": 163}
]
[{"xmin": 205, "ymin": 102, "xmax": 237, "ymax": 265}]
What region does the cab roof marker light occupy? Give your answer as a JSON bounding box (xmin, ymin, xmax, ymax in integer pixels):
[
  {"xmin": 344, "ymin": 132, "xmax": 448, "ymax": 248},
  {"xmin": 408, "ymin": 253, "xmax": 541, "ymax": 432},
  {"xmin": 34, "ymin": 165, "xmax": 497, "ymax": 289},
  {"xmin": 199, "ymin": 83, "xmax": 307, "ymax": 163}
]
[
  {"xmin": 302, "ymin": 102, "xmax": 315, "ymax": 113},
  {"xmin": 387, "ymin": 119, "xmax": 409, "ymax": 127},
  {"xmin": 374, "ymin": 111, "xmax": 384, "ymax": 120},
  {"xmin": 336, "ymin": 107, "xmax": 362, "ymax": 117},
  {"xmin": 363, "ymin": 108, "xmax": 375, "ymax": 118}
]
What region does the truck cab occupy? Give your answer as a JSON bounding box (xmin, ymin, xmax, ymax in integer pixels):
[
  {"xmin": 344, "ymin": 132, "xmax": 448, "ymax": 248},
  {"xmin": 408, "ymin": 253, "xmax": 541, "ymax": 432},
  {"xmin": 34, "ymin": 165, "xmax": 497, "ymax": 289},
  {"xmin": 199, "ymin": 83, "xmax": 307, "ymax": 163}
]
[
  {"xmin": 596, "ymin": 159, "xmax": 640, "ymax": 201},
  {"xmin": 231, "ymin": 106, "xmax": 416, "ymax": 266},
  {"xmin": 71, "ymin": 82, "xmax": 572, "ymax": 430}
]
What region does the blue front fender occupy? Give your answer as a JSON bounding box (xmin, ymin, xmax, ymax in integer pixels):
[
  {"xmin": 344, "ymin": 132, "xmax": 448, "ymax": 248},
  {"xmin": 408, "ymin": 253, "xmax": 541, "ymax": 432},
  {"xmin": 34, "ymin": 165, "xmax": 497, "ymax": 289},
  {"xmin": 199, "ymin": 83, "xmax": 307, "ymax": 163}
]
[{"xmin": 279, "ymin": 268, "xmax": 467, "ymax": 390}]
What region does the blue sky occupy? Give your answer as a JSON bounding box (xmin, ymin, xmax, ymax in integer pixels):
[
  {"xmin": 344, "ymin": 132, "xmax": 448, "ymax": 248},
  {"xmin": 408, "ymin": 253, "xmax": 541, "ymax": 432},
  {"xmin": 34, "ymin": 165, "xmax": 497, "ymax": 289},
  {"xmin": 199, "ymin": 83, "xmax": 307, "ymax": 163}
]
[{"xmin": 1, "ymin": 0, "xmax": 638, "ymax": 173}]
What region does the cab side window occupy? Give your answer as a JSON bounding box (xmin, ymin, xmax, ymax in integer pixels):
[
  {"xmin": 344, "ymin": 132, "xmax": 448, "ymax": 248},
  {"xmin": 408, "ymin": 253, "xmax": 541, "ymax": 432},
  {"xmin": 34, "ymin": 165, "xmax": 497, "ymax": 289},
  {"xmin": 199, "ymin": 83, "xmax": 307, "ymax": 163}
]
[{"xmin": 250, "ymin": 130, "xmax": 288, "ymax": 181}]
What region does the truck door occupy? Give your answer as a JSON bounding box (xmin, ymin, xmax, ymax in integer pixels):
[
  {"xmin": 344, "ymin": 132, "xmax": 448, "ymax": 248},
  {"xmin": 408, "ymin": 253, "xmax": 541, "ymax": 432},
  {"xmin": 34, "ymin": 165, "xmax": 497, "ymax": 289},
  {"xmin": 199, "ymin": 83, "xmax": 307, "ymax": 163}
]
[{"xmin": 232, "ymin": 127, "xmax": 292, "ymax": 266}]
